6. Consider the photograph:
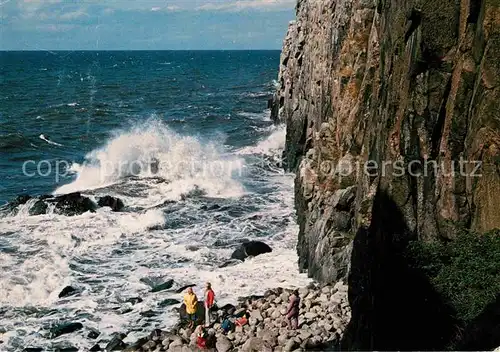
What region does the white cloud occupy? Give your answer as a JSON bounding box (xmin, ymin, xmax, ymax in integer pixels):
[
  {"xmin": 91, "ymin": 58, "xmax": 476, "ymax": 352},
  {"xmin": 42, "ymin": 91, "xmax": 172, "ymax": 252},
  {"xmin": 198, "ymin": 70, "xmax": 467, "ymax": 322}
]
[
  {"xmin": 196, "ymin": 0, "xmax": 295, "ymax": 11},
  {"xmin": 151, "ymin": 6, "xmax": 161, "ymax": 11}
]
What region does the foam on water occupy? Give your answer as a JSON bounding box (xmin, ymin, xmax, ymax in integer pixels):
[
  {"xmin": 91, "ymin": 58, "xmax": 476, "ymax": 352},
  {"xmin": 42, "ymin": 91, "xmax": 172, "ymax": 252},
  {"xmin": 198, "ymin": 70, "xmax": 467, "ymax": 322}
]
[
  {"xmin": 39, "ymin": 134, "xmax": 63, "ymax": 147},
  {"xmin": 55, "ymin": 119, "xmax": 245, "ymax": 203},
  {"xmin": 0, "ymin": 119, "xmax": 310, "ymax": 351},
  {"xmin": 237, "ymin": 125, "xmax": 286, "ymax": 155}
]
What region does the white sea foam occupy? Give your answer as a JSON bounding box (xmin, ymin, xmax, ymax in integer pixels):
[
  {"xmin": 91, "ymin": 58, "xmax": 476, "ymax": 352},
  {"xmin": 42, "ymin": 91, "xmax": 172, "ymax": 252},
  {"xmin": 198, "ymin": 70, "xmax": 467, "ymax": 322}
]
[
  {"xmin": 0, "ymin": 123, "xmax": 311, "ymax": 351},
  {"xmin": 39, "ymin": 134, "xmax": 63, "ymax": 146},
  {"xmin": 237, "ymin": 126, "xmax": 286, "ymax": 156},
  {"xmin": 238, "ymin": 109, "xmax": 271, "ymax": 121},
  {"xmin": 55, "ymin": 119, "xmax": 245, "ymax": 201}
]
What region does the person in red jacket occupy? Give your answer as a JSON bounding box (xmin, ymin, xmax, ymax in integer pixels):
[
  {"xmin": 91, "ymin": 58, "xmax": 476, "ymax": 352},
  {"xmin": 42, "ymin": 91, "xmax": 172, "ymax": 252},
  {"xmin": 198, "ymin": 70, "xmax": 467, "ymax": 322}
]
[{"xmin": 204, "ymin": 282, "xmax": 215, "ymax": 327}]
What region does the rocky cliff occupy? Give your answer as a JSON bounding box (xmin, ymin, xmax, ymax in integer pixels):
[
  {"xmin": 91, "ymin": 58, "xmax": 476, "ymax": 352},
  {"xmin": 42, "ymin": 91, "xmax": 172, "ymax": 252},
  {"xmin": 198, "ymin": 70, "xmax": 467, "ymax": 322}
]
[{"xmin": 271, "ymin": 0, "xmax": 500, "ymax": 350}]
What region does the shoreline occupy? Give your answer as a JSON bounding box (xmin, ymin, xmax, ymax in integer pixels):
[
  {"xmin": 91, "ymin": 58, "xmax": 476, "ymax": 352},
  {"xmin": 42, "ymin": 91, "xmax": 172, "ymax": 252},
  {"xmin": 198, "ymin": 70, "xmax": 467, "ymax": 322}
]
[{"xmin": 88, "ymin": 281, "xmax": 350, "ymax": 352}]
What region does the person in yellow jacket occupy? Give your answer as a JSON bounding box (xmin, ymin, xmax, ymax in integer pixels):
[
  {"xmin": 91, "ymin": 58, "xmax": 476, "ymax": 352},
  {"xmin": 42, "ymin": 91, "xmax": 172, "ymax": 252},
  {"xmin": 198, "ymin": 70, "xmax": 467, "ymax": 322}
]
[{"xmin": 184, "ymin": 287, "xmax": 198, "ymax": 329}]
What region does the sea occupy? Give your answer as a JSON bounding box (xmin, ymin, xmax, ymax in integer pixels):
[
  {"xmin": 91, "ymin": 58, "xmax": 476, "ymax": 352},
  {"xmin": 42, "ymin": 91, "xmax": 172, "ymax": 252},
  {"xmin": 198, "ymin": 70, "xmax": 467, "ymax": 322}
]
[{"xmin": 0, "ymin": 51, "xmax": 311, "ymax": 351}]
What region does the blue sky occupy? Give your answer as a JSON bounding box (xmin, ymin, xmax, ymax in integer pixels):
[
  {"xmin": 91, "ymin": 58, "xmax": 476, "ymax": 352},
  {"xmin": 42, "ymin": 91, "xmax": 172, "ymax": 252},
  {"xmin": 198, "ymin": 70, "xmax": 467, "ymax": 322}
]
[{"xmin": 0, "ymin": 0, "xmax": 296, "ymax": 50}]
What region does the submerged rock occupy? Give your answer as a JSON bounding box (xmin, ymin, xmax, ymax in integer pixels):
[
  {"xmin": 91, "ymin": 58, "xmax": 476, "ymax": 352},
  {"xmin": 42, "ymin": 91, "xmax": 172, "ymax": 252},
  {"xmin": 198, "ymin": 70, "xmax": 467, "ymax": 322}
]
[
  {"xmin": 29, "ymin": 199, "xmax": 48, "ymax": 216},
  {"xmin": 53, "ymin": 192, "xmax": 96, "ymax": 216},
  {"xmin": 125, "ymin": 297, "xmax": 143, "ymax": 305},
  {"xmin": 87, "ymin": 328, "xmax": 101, "ymax": 339},
  {"xmin": 105, "ymin": 334, "xmax": 127, "ymax": 351},
  {"xmin": 49, "ymin": 322, "xmax": 83, "ymax": 338},
  {"xmin": 58, "ymin": 286, "xmax": 79, "ymax": 298},
  {"xmin": 159, "ymin": 298, "xmax": 181, "ymax": 307},
  {"xmin": 151, "ymin": 279, "xmax": 174, "ymax": 292},
  {"xmin": 97, "ymin": 196, "xmax": 124, "ymax": 212},
  {"xmin": 231, "ymin": 241, "xmax": 272, "ymax": 261},
  {"xmin": 89, "ymin": 344, "xmax": 101, "ymax": 351},
  {"xmin": 175, "ymin": 284, "xmax": 196, "ymax": 293}
]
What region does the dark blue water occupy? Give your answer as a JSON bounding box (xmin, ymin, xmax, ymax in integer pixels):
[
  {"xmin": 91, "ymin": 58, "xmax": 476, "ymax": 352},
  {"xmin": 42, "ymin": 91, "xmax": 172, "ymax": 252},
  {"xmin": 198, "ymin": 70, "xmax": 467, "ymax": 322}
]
[{"xmin": 0, "ymin": 50, "xmax": 279, "ymax": 203}]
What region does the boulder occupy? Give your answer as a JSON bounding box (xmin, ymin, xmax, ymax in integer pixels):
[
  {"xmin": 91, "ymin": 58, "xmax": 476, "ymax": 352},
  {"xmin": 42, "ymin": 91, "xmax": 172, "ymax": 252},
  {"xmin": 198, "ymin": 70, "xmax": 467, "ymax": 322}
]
[
  {"xmin": 58, "ymin": 286, "xmax": 79, "ymax": 298},
  {"xmin": 125, "ymin": 297, "xmax": 143, "ymax": 305},
  {"xmin": 159, "ymin": 298, "xmax": 181, "ymax": 307},
  {"xmin": 13, "ymin": 195, "xmax": 31, "ymax": 206},
  {"xmin": 29, "ymin": 200, "xmax": 48, "ymax": 216},
  {"xmin": 97, "ymin": 196, "xmax": 124, "ymax": 211},
  {"xmin": 230, "ymin": 241, "xmax": 272, "ymax": 261},
  {"xmin": 105, "ymin": 334, "xmax": 127, "ymax": 351},
  {"xmin": 219, "ymin": 259, "xmax": 242, "ymax": 268},
  {"xmin": 216, "ymin": 335, "xmax": 233, "ymax": 352},
  {"xmin": 140, "ymin": 310, "xmax": 157, "ymax": 318},
  {"xmin": 168, "ymin": 337, "xmax": 183, "ymax": 349},
  {"xmin": 284, "ymin": 339, "xmax": 298, "ymax": 352},
  {"xmin": 53, "ymin": 192, "xmax": 97, "ymax": 216},
  {"xmin": 250, "ymin": 310, "xmax": 263, "ymax": 322},
  {"xmin": 241, "ymin": 337, "xmax": 270, "ymax": 352},
  {"xmin": 87, "ymin": 328, "xmax": 100, "ymax": 339},
  {"xmin": 257, "ymin": 330, "xmax": 278, "ymax": 347},
  {"xmin": 151, "ymin": 279, "xmax": 174, "ymax": 292},
  {"xmin": 49, "ymin": 322, "xmax": 83, "ymax": 338},
  {"xmin": 175, "ymin": 284, "xmax": 196, "ymax": 293}
]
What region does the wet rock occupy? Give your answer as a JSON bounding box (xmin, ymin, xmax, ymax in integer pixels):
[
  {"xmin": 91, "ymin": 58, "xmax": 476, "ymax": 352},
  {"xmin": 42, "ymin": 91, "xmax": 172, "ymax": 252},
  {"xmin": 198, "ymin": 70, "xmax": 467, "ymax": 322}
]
[
  {"xmin": 200, "ymin": 204, "xmax": 220, "ymax": 211},
  {"xmin": 53, "ymin": 192, "xmax": 97, "ymax": 216},
  {"xmin": 58, "ymin": 286, "xmax": 79, "ymax": 298},
  {"xmin": 29, "ymin": 199, "xmax": 48, "ymax": 215},
  {"xmin": 55, "ymin": 347, "xmax": 78, "ymax": 352},
  {"xmin": 219, "ymin": 259, "xmax": 242, "ymax": 268},
  {"xmin": 125, "ymin": 297, "xmax": 143, "ymax": 305},
  {"xmin": 175, "ymin": 284, "xmax": 196, "ymax": 294},
  {"xmin": 151, "ymin": 279, "xmax": 174, "ymax": 292},
  {"xmin": 140, "ymin": 310, "xmax": 157, "ymax": 318},
  {"xmin": 231, "ymin": 241, "xmax": 272, "ymax": 261},
  {"xmin": 89, "ymin": 344, "xmax": 101, "ymax": 352},
  {"xmin": 87, "ymin": 328, "xmax": 101, "ymax": 339},
  {"xmin": 97, "ymin": 196, "xmax": 124, "ymax": 212},
  {"xmin": 105, "ymin": 334, "xmax": 127, "ymax": 351},
  {"xmin": 159, "ymin": 298, "xmax": 181, "ymax": 307},
  {"xmin": 13, "ymin": 194, "xmax": 31, "ymax": 206},
  {"xmin": 49, "ymin": 322, "xmax": 83, "ymax": 338}
]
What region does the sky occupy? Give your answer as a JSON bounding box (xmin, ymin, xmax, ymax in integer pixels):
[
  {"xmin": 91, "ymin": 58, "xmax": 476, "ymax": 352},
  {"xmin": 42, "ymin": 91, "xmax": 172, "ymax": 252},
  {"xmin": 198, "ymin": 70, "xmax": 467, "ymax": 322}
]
[{"xmin": 0, "ymin": 0, "xmax": 297, "ymax": 50}]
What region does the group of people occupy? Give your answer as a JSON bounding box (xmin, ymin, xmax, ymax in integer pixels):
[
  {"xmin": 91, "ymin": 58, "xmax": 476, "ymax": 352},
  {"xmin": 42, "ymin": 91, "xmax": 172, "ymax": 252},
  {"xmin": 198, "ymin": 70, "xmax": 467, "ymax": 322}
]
[
  {"xmin": 183, "ymin": 282, "xmax": 216, "ymax": 329},
  {"xmin": 183, "ymin": 283, "xmax": 301, "ymax": 332}
]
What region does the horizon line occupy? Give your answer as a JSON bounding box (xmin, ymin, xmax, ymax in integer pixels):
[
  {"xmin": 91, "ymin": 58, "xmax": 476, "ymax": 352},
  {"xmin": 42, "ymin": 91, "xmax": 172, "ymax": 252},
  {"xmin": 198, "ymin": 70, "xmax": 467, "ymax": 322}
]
[{"xmin": 0, "ymin": 49, "xmax": 282, "ymax": 52}]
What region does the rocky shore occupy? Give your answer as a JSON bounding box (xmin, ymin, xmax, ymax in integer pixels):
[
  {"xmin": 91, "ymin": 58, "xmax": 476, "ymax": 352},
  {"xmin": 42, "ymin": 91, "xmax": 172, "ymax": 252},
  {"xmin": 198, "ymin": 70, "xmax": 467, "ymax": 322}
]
[{"xmin": 89, "ymin": 281, "xmax": 350, "ymax": 352}]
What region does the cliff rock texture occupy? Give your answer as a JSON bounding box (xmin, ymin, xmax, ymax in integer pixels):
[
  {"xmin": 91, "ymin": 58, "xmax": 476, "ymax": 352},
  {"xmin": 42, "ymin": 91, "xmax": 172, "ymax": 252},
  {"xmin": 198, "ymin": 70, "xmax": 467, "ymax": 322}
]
[{"xmin": 272, "ymin": 0, "xmax": 500, "ymax": 349}]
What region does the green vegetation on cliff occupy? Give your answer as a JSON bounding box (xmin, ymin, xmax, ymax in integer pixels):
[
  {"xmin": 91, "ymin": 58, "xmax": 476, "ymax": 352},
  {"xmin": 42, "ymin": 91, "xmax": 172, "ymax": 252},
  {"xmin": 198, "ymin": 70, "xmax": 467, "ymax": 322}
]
[{"xmin": 408, "ymin": 230, "xmax": 500, "ymax": 323}]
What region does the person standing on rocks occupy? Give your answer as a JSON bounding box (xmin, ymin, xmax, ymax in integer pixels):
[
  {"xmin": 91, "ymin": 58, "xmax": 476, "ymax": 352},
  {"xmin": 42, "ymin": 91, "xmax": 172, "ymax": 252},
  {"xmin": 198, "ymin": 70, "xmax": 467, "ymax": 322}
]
[
  {"xmin": 286, "ymin": 289, "xmax": 300, "ymax": 329},
  {"xmin": 204, "ymin": 282, "xmax": 215, "ymax": 327},
  {"xmin": 184, "ymin": 287, "xmax": 198, "ymax": 329}
]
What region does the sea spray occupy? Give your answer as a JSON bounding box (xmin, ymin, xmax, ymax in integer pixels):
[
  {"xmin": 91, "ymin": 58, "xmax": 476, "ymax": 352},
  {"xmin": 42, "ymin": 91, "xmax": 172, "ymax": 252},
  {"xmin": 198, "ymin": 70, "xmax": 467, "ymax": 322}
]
[{"xmin": 55, "ymin": 119, "xmax": 245, "ymax": 200}]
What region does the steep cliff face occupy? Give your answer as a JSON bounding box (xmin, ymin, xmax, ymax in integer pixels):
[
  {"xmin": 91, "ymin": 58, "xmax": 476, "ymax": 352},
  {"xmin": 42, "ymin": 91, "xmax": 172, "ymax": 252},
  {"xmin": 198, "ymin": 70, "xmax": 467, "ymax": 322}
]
[{"xmin": 272, "ymin": 0, "xmax": 500, "ymax": 349}]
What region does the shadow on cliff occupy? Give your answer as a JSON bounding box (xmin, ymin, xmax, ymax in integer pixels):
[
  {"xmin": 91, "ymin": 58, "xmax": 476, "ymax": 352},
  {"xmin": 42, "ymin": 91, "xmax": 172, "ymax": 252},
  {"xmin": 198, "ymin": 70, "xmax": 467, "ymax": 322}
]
[
  {"xmin": 457, "ymin": 293, "xmax": 500, "ymax": 350},
  {"xmin": 341, "ymin": 190, "xmax": 458, "ymax": 350}
]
